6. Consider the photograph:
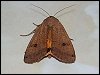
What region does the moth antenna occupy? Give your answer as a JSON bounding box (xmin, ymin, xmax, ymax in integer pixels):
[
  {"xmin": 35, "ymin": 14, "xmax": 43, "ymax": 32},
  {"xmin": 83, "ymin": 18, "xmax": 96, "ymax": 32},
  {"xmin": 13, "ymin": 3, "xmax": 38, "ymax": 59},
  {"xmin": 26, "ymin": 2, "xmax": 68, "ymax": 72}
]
[
  {"xmin": 31, "ymin": 4, "xmax": 50, "ymax": 16},
  {"xmin": 20, "ymin": 29, "xmax": 35, "ymax": 36},
  {"xmin": 54, "ymin": 4, "xmax": 76, "ymax": 17}
]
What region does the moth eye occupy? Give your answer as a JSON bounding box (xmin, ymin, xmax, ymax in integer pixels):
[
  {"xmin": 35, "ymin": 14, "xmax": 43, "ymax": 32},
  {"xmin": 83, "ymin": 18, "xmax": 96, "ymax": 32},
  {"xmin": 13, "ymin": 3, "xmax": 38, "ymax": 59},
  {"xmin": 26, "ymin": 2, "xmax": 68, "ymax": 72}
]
[
  {"xmin": 33, "ymin": 44, "xmax": 37, "ymax": 47},
  {"xmin": 62, "ymin": 43, "xmax": 66, "ymax": 46}
]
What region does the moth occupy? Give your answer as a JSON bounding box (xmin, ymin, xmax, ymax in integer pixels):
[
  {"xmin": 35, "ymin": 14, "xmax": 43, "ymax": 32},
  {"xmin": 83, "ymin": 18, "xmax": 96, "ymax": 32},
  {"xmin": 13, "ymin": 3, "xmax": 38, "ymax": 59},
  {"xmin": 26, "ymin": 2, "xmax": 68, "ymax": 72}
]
[{"xmin": 20, "ymin": 4, "xmax": 76, "ymax": 64}]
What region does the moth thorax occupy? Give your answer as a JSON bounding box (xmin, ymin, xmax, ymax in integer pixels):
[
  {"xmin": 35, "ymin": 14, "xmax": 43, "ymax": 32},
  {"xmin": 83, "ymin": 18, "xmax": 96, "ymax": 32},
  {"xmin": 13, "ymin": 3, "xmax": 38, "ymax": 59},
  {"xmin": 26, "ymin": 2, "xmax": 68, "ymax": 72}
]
[{"xmin": 47, "ymin": 24, "xmax": 53, "ymax": 30}]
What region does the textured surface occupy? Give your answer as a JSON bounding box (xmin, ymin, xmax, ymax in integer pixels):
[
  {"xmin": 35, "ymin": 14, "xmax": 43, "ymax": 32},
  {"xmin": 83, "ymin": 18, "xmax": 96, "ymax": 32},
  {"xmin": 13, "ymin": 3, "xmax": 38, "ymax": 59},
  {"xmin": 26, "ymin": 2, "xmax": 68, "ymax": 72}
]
[{"xmin": 1, "ymin": 1, "xmax": 99, "ymax": 74}]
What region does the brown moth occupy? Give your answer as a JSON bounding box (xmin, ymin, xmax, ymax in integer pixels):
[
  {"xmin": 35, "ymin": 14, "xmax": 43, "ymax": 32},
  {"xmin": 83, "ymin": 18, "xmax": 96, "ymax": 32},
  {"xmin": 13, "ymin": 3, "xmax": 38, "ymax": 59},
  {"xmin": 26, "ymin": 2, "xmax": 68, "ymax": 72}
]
[{"xmin": 20, "ymin": 4, "xmax": 76, "ymax": 64}]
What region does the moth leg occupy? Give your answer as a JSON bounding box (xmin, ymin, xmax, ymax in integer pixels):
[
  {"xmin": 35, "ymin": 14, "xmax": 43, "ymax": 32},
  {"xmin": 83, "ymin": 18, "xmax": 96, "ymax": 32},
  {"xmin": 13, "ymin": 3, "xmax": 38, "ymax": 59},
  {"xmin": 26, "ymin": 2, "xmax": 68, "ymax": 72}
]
[
  {"xmin": 20, "ymin": 29, "xmax": 35, "ymax": 36},
  {"xmin": 20, "ymin": 23, "xmax": 40, "ymax": 36},
  {"xmin": 70, "ymin": 38, "xmax": 74, "ymax": 41},
  {"xmin": 33, "ymin": 22, "xmax": 40, "ymax": 27}
]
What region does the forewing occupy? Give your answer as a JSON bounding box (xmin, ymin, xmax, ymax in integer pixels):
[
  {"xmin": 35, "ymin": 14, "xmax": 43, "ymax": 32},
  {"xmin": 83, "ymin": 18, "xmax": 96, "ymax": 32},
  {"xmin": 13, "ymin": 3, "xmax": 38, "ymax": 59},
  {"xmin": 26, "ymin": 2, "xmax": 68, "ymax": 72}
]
[
  {"xmin": 52, "ymin": 20, "xmax": 76, "ymax": 63},
  {"xmin": 24, "ymin": 23, "xmax": 48, "ymax": 64}
]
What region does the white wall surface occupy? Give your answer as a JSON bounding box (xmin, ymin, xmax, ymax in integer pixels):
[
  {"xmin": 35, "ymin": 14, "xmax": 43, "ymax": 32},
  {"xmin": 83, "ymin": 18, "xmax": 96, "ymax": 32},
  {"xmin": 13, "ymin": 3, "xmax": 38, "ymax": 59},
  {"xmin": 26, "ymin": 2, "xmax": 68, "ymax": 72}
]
[{"xmin": 1, "ymin": 1, "xmax": 99, "ymax": 74}]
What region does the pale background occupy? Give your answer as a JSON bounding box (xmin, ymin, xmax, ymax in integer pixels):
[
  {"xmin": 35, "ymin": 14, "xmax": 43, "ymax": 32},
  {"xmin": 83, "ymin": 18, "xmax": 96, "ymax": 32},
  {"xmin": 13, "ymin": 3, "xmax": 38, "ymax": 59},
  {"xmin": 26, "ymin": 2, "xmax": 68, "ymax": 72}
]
[{"xmin": 1, "ymin": 1, "xmax": 99, "ymax": 74}]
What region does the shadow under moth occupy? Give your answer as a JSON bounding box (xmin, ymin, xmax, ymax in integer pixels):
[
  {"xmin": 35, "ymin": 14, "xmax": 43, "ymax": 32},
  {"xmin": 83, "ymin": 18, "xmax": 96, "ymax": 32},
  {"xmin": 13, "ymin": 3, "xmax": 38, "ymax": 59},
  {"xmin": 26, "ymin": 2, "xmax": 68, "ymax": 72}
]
[{"xmin": 20, "ymin": 4, "xmax": 76, "ymax": 64}]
